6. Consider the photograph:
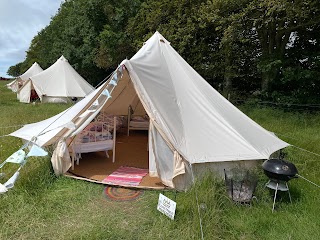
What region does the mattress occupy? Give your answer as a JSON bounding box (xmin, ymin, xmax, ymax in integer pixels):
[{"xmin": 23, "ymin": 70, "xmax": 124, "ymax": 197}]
[
  {"xmin": 72, "ymin": 140, "xmax": 113, "ymax": 154},
  {"xmin": 129, "ymin": 121, "xmax": 149, "ymax": 128}
]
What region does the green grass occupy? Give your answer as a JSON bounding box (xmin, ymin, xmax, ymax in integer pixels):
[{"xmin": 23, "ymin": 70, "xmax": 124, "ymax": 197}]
[{"xmin": 0, "ymin": 81, "xmax": 320, "ymax": 239}]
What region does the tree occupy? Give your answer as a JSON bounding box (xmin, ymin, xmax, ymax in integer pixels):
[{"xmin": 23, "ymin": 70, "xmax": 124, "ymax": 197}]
[
  {"xmin": 240, "ymin": 0, "xmax": 320, "ymax": 92},
  {"xmin": 94, "ymin": 0, "xmax": 143, "ymax": 70},
  {"xmin": 7, "ymin": 62, "xmax": 23, "ymax": 77}
]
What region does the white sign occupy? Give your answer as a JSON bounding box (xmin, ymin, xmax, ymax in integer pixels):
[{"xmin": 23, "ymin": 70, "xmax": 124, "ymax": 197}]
[{"xmin": 157, "ymin": 193, "xmax": 176, "ymax": 220}]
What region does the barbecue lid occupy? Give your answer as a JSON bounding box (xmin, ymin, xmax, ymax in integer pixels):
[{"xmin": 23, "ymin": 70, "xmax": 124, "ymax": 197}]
[{"xmin": 262, "ymin": 158, "xmax": 298, "ymax": 176}]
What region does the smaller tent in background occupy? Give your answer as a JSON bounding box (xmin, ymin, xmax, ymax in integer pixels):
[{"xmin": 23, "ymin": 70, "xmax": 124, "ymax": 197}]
[
  {"xmin": 7, "ymin": 62, "xmax": 43, "ymax": 92},
  {"xmin": 17, "ymin": 56, "xmax": 95, "ymax": 103}
]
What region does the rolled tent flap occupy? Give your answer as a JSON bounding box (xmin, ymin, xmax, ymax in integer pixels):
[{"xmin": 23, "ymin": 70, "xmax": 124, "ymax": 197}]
[
  {"xmin": 51, "ymin": 140, "xmax": 71, "ymax": 175},
  {"xmin": 173, "ymin": 151, "xmax": 186, "ymax": 178}
]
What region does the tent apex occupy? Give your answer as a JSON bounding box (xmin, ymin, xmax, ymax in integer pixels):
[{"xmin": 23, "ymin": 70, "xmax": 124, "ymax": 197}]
[
  {"xmin": 153, "ymin": 31, "xmax": 170, "ymax": 45},
  {"xmin": 58, "ymin": 55, "xmax": 68, "ymax": 62}
]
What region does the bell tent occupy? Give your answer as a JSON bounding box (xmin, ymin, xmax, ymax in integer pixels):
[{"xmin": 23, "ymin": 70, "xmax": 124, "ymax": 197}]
[
  {"xmin": 7, "ymin": 62, "xmax": 43, "ymax": 92},
  {"xmin": 9, "ymin": 32, "xmax": 289, "ymax": 190},
  {"xmin": 17, "ymin": 56, "xmax": 94, "ymax": 103}
]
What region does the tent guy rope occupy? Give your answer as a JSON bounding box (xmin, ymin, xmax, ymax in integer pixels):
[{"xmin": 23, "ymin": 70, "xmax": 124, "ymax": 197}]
[{"xmin": 292, "ymin": 145, "xmax": 320, "ymax": 158}]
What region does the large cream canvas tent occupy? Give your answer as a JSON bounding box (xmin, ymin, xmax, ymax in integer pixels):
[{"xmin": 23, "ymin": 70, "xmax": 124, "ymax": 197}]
[
  {"xmin": 17, "ymin": 56, "xmax": 94, "ymax": 103},
  {"xmin": 9, "ymin": 32, "xmax": 289, "ymax": 190},
  {"xmin": 7, "ymin": 62, "xmax": 43, "ymax": 93}
]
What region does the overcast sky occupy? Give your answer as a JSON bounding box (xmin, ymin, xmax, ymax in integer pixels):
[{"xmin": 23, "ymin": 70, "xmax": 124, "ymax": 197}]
[{"xmin": 0, "ymin": 0, "xmax": 63, "ymax": 78}]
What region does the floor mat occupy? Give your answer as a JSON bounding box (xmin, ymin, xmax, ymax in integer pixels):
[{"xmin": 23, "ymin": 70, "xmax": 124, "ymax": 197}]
[
  {"xmin": 102, "ymin": 166, "xmax": 148, "ymax": 186},
  {"xmin": 103, "ymin": 186, "xmax": 144, "ymax": 202}
]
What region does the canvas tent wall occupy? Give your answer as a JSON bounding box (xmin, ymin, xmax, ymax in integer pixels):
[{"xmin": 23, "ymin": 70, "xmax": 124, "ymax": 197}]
[
  {"xmin": 17, "ymin": 56, "xmax": 94, "ymax": 103},
  {"xmin": 9, "ymin": 32, "xmax": 289, "ymax": 190},
  {"xmin": 8, "ymin": 62, "xmax": 43, "ymax": 93}
]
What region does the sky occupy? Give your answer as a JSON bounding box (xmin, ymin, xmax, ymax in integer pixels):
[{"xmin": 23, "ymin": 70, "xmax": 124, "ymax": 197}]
[{"xmin": 0, "ymin": 0, "xmax": 64, "ymax": 78}]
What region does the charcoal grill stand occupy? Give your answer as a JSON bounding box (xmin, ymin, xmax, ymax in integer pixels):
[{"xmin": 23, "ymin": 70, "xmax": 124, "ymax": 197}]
[{"xmin": 266, "ymin": 179, "xmax": 292, "ymax": 213}]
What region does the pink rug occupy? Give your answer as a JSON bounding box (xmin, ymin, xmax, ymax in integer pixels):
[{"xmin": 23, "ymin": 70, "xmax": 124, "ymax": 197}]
[{"xmin": 102, "ymin": 166, "xmax": 148, "ymax": 186}]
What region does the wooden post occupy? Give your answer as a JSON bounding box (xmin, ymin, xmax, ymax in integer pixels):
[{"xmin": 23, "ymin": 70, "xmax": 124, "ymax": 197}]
[{"xmin": 112, "ymin": 116, "xmax": 116, "ymax": 163}]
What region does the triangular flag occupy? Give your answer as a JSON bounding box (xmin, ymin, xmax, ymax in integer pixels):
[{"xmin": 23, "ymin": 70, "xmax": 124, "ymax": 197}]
[
  {"xmin": 4, "ymin": 171, "xmax": 20, "ymax": 189},
  {"xmin": 0, "ymin": 183, "xmax": 8, "ymax": 194},
  {"xmin": 118, "ymin": 65, "xmax": 123, "ymax": 73},
  {"xmin": 26, "ymin": 145, "xmax": 48, "ymax": 158},
  {"xmin": 110, "ymin": 79, "xmax": 117, "ymax": 86},
  {"xmin": 92, "ymin": 100, "xmax": 99, "ymax": 106},
  {"xmin": 112, "ymin": 73, "xmax": 118, "ymax": 81},
  {"xmin": 102, "ymin": 89, "xmax": 111, "ymax": 98},
  {"xmin": 5, "ymin": 150, "xmax": 26, "ymax": 164}
]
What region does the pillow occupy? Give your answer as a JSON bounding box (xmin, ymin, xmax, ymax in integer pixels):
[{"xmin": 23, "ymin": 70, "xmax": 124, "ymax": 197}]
[{"xmin": 131, "ymin": 116, "xmax": 146, "ymax": 122}]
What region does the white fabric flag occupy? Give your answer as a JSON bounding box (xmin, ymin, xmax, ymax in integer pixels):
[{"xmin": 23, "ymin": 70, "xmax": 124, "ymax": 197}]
[
  {"xmin": 0, "ymin": 183, "xmax": 8, "ymax": 194},
  {"xmin": 26, "ymin": 145, "xmax": 48, "ymax": 158},
  {"xmin": 5, "ymin": 150, "xmax": 26, "ymax": 164},
  {"xmin": 4, "ymin": 171, "xmax": 20, "ymax": 189}
]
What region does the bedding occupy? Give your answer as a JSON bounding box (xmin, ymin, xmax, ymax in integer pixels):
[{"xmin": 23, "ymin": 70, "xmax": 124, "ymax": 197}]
[
  {"xmin": 95, "ymin": 113, "xmax": 124, "ymax": 130},
  {"xmin": 129, "ymin": 120, "xmax": 149, "ymax": 128},
  {"xmin": 127, "ymin": 105, "xmax": 149, "ymax": 136},
  {"xmin": 70, "ymin": 117, "xmax": 117, "ymax": 167}
]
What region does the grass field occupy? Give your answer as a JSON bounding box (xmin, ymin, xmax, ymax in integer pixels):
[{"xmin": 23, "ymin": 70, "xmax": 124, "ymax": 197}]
[{"xmin": 0, "ymin": 81, "xmax": 320, "ymax": 239}]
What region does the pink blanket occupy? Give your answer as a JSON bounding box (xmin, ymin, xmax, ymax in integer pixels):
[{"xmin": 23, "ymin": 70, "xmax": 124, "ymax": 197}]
[{"xmin": 102, "ymin": 166, "xmax": 148, "ymax": 186}]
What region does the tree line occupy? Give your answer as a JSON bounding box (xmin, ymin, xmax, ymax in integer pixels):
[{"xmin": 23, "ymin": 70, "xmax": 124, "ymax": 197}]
[{"xmin": 7, "ymin": 0, "xmax": 320, "ymax": 104}]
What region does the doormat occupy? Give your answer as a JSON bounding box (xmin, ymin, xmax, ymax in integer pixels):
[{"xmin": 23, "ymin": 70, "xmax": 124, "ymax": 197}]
[
  {"xmin": 102, "ymin": 166, "xmax": 148, "ymax": 186},
  {"xmin": 103, "ymin": 186, "xmax": 143, "ymax": 202}
]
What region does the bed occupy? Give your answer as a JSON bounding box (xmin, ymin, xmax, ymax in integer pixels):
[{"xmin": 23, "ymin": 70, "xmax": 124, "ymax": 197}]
[
  {"xmin": 70, "ymin": 116, "xmax": 117, "ymax": 168},
  {"xmin": 127, "ymin": 105, "xmax": 149, "ymax": 136}
]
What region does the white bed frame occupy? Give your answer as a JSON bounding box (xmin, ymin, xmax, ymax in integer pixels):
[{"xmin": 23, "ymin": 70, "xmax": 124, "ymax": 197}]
[
  {"xmin": 127, "ymin": 105, "xmax": 149, "ymax": 136},
  {"xmin": 71, "ymin": 117, "xmax": 117, "ymax": 168}
]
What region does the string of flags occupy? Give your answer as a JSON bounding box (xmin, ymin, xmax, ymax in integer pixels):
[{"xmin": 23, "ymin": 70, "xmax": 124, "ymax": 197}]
[
  {"xmin": 0, "ymin": 144, "xmax": 48, "ymax": 194},
  {"xmin": 0, "ymin": 64, "xmax": 126, "ymax": 194},
  {"xmin": 91, "ymin": 64, "xmax": 124, "ymax": 106}
]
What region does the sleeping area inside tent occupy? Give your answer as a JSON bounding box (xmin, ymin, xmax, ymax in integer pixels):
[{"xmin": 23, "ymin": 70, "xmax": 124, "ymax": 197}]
[
  {"xmin": 66, "ymin": 110, "xmax": 164, "ymax": 190},
  {"xmin": 127, "ymin": 105, "xmax": 149, "ymax": 136}
]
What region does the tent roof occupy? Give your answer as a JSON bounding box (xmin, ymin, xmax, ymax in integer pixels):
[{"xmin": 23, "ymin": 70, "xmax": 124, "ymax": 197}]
[
  {"xmin": 30, "ymin": 56, "xmax": 94, "ymax": 98},
  {"xmin": 18, "ymin": 62, "xmax": 43, "ymax": 81},
  {"xmin": 121, "ymin": 31, "xmax": 289, "ymax": 163},
  {"xmin": 10, "ymin": 32, "xmax": 289, "ymax": 163}
]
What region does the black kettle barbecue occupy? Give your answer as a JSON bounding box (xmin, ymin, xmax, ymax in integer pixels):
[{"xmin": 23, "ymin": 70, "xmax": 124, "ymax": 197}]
[
  {"xmin": 262, "ymin": 158, "xmax": 298, "ymax": 182},
  {"xmin": 262, "ymin": 158, "xmax": 320, "ymax": 212},
  {"xmin": 262, "ymin": 158, "xmax": 298, "ymax": 212}
]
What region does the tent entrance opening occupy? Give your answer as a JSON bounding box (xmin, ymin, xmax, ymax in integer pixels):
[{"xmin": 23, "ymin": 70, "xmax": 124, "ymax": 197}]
[{"xmin": 67, "ymin": 130, "xmax": 165, "ymax": 189}]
